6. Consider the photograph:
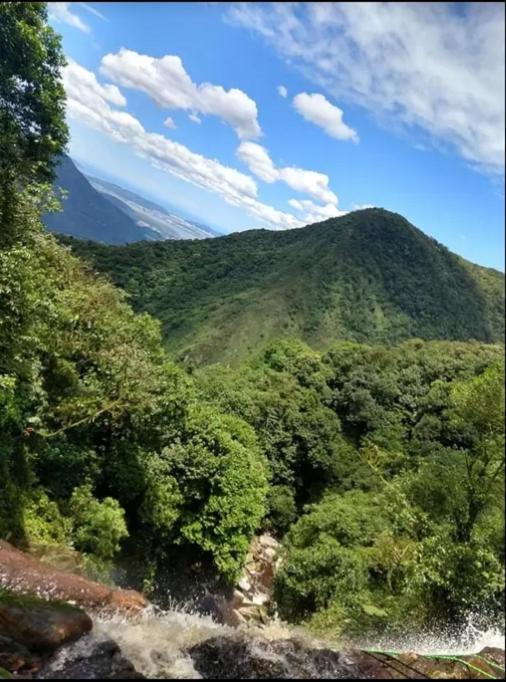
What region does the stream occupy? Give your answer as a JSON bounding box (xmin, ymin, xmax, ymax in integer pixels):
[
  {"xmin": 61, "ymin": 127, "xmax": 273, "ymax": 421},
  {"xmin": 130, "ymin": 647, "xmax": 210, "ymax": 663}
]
[{"xmin": 43, "ymin": 601, "xmax": 506, "ymax": 679}]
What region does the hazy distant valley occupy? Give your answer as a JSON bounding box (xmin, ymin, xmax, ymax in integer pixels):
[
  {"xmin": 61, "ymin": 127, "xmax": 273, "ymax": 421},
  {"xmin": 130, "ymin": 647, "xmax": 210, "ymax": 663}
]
[
  {"xmin": 87, "ymin": 174, "xmax": 218, "ymax": 241},
  {"xmin": 44, "ymin": 154, "xmax": 216, "ymax": 244}
]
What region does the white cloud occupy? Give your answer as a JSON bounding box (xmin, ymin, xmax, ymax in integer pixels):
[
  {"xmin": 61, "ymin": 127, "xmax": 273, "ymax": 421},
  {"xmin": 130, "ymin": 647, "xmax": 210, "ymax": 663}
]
[
  {"xmin": 48, "ymin": 2, "xmax": 89, "ymax": 32},
  {"xmin": 63, "ymin": 60, "xmax": 301, "ymax": 230},
  {"xmin": 164, "ymin": 116, "xmax": 177, "ymax": 129},
  {"xmin": 189, "ymin": 112, "xmax": 202, "ymax": 124},
  {"xmin": 236, "ymin": 141, "xmax": 278, "ymax": 183},
  {"xmin": 277, "ymin": 85, "xmax": 288, "ymax": 98},
  {"xmin": 289, "ymin": 198, "xmax": 346, "ymax": 223},
  {"xmin": 79, "ymin": 3, "xmax": 107, "ymax": 20},
  {"xmin": 280, "ymin": 166, "xmax": 337, "ymax": 205},
  {"xmin": 227, "ymin": 2, "xmax": 505, "ymax": 174},
  {"xmin": 100, "ymin": 48, "xmax": 261, "ymax": 139},
  {"xmin": 237, "ymin": 141, "xmax": 337, "ymax": 204},
  {"xmin": 293, "ymin": 92, "xmax": 358, "ymax": 142},
  {"xmin": 63, "ymin": 60, "xmax": 127, "ymax": 107}
]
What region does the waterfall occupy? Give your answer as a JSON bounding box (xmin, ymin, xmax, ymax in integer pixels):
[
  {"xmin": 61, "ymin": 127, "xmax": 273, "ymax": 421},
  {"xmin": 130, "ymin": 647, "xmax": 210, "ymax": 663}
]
[{"xmin": 43, "ymin": 602, "xmax": 504, "ymax": 679}]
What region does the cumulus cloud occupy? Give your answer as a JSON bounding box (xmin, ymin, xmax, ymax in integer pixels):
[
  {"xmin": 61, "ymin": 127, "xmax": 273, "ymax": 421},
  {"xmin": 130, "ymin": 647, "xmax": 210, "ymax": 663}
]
[
  {"xmin": 64, "ymin": 60, "xmax": 127, "ymax": 108},
  {"xmin": 63, "ymin": 60, "xmax": 301, "ymax": 230},
  {"xmin": 237, "ymin": 141, "xmax": 337, "ymax": 204},
  {"xmin": 164, "ymin": 116, "xmax": 177, "ymax": 129},
  {"xmin": 48, "ymin": 2, "xmax": 89, "ymax": 32},
  {"xmin": 293, "ymin": 92, "xmax": 358, "ymax": 142},
  {"xmin": 277, "ymin": 85, "xmax": 288, "ymax": 98},
  {"xmin": 289, "ymin": 198, "xmax": 346, "ymax": 223},
  {"xmin": 100, "ymin": 48, "xmax": 261, "ymax": 139},
  {"xmin": 189, "ymin": 112, "xmax": 202, "ymax": 124},
  {"xmin": 227, "ymin": 2, "xmax": 505, "ymax": 173}
]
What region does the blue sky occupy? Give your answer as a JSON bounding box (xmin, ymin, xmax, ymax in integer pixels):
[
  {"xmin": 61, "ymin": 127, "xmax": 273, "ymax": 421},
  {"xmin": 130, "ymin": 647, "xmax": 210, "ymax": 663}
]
[{"xmin": 48, "ymin": 2, "xmax": 505, "ymax": 270}]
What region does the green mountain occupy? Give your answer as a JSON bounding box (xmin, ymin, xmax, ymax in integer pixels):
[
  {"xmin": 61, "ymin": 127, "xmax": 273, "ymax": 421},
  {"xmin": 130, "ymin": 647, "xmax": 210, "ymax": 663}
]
[
  {"xmin": 66, "ymin": 208, "xmax": 505, "ymax": 365},
  {"xmin": 43, "ymin": 155, "xmax": 160, "ymax": 244}
]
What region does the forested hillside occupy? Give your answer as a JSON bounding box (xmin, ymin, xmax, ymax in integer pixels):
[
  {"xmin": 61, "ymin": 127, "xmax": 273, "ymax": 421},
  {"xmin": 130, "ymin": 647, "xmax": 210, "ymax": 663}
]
[
  {"xmin": 0, "ymin": 2, "xmax": 504, "ymax": 650},
  {"xmin": 66, "ymin": 209, "xmax": 504, "ymax": 365}
]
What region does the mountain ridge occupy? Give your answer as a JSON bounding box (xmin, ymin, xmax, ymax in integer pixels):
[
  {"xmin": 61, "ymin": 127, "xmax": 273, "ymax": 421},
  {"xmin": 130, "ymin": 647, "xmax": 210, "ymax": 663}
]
[
  {"xmin": 43, "ymin": 155, "xmax": 160, "ymax": 244},
  {"xmin": 43, "ymin": 155, "xmax": 217, "ymax": 245},
  {"xmin": 64, "ymin": 207, "xmax": 505, "ymax": 365}
]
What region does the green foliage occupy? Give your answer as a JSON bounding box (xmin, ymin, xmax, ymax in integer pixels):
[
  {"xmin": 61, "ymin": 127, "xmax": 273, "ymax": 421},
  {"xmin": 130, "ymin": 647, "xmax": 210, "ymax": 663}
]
[
  {"xmin": 274, "ymin": 491, "xmax": 385, "ymax": 622},
  {"xmin": 22, "ymin": 489, "xmax": 71, "ymax": 547},
  {"xmin": 65, "ymin": 208, "xmax": 504, "ymax": 365},
  {"xmin": 268, "ymin": 347, "xmax": 505, "ymax": 636},
  {"xmin": 33, "ymin": 439, "xmax": 100, "ymax": 499},
  {"xmin": 0, "ymin": 184, "xmax": 268, "ymax": 580},
  {"xmin": 266, "ymin": 485, "xmax": 297, "ymax": 536},
  {"xmin": 0, "ymin": 2, "xmax": 68, "ymax": 241},
  {"xmin": 69, "ymin": 485, "xmax": 128, "ymax": 561},
  {"xmin": 141, "ymin": 406, "xmax": 269, "ymax": 582},
  {"xmin": 0, "ymin": 2, "xmax": 67, "ymax": 179},
  {"xmin": 196, "ymin": 342, "xmax": 346, "ymax": 521}
]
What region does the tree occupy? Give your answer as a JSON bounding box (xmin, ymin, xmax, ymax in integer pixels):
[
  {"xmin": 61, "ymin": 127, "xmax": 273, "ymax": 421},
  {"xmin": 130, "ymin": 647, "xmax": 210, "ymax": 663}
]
[
  {"xmin": 69, "ymin": 485, "xmax": 128, "ymax": 561},
  {"xmin": 449, "ymin": 362, "xmax": 505, "ymax": 543},
  {"xmin": 140, "ymin": 406, "xmax": 269, "ymax": 581},
  {"xmin": 0, "ymin": 2, "xmax": 68, "ymax": 240}
]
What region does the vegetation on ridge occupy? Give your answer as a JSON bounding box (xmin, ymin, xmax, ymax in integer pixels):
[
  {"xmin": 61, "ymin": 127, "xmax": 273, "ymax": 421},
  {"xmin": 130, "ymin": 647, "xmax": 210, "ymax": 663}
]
[
  {"xmin": 0, "ymin": 1, "xmax": 504, "ymax": 642},
  {"xmin": 65, "ymin": 209, "xmax": 504, "ymax": 365}
]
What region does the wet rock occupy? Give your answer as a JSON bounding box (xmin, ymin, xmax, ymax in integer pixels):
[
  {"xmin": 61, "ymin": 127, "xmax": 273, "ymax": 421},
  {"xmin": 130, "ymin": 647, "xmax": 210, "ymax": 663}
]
[
  {"xmin": 0, "ymin": 635, "xmax": 42, "ymax": 677},
  {"xmin": 0, "ymin": 541, "xmax": 146, "ymax": 614},
  {"xmin": 108, "ymin": 590, "xmax": 147, "ymax": 613},
  {"xmin": 0, "ymin": 593, "xmax": 92, "ymax": 652},
  {"xmin": 200, "ymin": 594, "xmax": 246, "ymax": 627},
  {"xmin": 189, "ymin": 637, "xmax": 506, "ymax": 680},
  {"xmin": 212, "ymin": 534, "xmax": 280, "ymax": 627},
  {"xmin": 189, "ymin": 635, "xmax": 357, "ymax": 679},
  {"xmin": 37, "ymin": 636, "xmax": 145, "ymax": 679}
]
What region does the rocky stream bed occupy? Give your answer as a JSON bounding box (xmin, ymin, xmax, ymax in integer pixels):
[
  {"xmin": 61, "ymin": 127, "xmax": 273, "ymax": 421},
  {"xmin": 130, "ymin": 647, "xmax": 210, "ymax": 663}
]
[{"xmin": 1, "ymin": 539, "xmax": 504, "ymax": 679}]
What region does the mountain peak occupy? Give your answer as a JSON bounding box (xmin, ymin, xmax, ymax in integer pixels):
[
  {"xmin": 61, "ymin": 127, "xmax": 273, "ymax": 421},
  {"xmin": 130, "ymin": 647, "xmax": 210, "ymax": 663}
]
[{"xmin": 66, "ymin": 209, "xmax": 504, "ymax": 365}]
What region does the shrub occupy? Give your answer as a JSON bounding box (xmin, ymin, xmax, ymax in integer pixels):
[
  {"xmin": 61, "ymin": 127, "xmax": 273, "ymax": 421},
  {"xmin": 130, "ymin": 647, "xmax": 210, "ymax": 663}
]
[{"xmin": 69, "ymin": 485, "xmax": 128, "ymax": 561}]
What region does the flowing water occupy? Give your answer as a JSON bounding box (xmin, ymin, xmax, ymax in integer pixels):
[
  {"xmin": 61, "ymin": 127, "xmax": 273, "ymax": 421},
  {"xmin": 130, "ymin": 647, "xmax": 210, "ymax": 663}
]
[
  {"xmin": 100, "ymin": 551, "xmax": 505, "ymax": 677},
  {"xmin": 52, "ymin": 602, "xmax": 504, "ymax": 679},
  {"xmin": 91, "ymin": 606, "xmax": 302, "ymax": 678}
]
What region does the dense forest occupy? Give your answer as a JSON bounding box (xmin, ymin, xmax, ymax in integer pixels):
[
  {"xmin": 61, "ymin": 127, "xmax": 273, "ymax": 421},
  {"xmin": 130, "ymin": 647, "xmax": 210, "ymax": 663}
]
[
  {"xmin": 0, "ymin": 2, "xmax": 504, "ymax": 645},
  {"xmin": 65, "ymin": 208, "xmax": 504, "ymax": 365}
]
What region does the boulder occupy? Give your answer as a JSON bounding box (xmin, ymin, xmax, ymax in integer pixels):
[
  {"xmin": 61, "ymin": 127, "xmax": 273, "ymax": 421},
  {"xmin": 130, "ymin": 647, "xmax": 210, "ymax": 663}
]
[
  {"xmin": 210, "ymin": 533, "xmax": 280, "ymax": 627},
  {"xmin": 37, "ymin": 636, "xmax": 145, "ymax": 679},
  {"xmin": 188, "ymin": 635, "xmax": 352, "ymax": 679},
  {"xmin": 0, "ymin": 635, "xmax": 41, "ymax": 677},
  {"xmin": 0, "ymin": 592, "xmax": 92, "ymax": 652},
  {"xmin": 0, "ymin": 541, "xmax": 146, "ymax": 614},
  {"xmin": 189, "ymin": 636, "xmax": 506, "ymax": 680}
]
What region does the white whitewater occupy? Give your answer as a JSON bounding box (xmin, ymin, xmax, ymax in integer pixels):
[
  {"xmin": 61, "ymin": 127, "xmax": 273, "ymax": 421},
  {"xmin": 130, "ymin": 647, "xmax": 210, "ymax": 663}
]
[{"xmin": 73, "ymin": 603, "xmax": 505, "ymax": 679}]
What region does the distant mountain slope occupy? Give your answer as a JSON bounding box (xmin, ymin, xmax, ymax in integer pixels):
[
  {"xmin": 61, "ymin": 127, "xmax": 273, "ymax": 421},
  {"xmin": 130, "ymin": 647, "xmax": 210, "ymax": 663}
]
[
  {"xmin": 86, "ymin": 175, "xmax": 218, "ymax": 240},
  {"xmin": 43, "ymin": 155, "xmax": 160, "ymax": 244},
  {"xmin": 65, "ymin": 208, "xmax": 505, "ymax": 365}
]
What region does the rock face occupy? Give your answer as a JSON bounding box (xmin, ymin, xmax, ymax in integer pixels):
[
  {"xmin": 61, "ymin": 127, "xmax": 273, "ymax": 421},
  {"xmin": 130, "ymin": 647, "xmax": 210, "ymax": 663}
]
[
  {"xmin": 189, "ymin": 636, "xmax": 506, "ymax": 680},
  {"xmin": 189, "ymin": 636, "xmax": 346, "ymax": 679},
  {"xmin": 37, "ymin": 637, "xmax": 145, "ymax": 679},
  {"xmin": 0, "ymin": 593, "xmax": 92, "ymax": 652},
  {"xmin": 0, "ymin": 542, "xmax": 146, "ymax": 678},
  {"xmin": 0, "ymin": 541, "xmax": 146, "ymax": 613},
  {"xmin": 0, "ymin": 634, "xmax": 40, "ymax": 677},
  {"xmin": 212, "ymin": 534, "xmax": 280, "ymax": 627},
  {"xmin": 0, "ymin": 593, "xmax": 144, "ymax": 679}
]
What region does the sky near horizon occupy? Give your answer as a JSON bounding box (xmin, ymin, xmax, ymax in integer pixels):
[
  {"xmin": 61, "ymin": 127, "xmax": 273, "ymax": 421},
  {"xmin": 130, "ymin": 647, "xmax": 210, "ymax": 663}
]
[{"xmin": 48, "ymin": 2, "xmax": 505, "ymax": 269}]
